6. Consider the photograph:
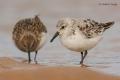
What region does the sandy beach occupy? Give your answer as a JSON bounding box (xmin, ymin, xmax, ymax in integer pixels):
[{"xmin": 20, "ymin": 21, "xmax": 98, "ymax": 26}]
[
  {"xmin": 0, "ymin": 0, "xmax": 120, "ymax": 79},
  {"xmin": 0, "ymin": 57, "xmax": 119, "ymax": 80}
]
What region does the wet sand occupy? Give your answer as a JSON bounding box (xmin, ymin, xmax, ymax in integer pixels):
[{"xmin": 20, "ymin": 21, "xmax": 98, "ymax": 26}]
[{"xmin": 0, "ymin": 57, "xmax": 119, "ymax": 80}]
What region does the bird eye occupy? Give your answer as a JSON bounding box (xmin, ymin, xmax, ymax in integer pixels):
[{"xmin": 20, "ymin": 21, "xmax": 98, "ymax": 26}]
[{"xmin": 61, "ymin": 26, "xmax": 65, "ymax": 29}]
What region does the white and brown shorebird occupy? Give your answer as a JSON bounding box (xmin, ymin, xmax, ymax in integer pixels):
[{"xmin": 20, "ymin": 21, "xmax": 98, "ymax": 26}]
[
  {"xmin": 13, "ymin": 15, "xmax": 47, "ymax": 64},
  {"xmin": 50, "ymin": 18, "xmax": 114, "ymax": 66}
]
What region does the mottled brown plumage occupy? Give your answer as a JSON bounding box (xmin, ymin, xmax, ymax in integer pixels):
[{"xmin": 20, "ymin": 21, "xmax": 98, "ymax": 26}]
[
  {"xmin": 77, "ymin": 19, "xmax": 114, "ymax": 38},
  {"xmin": 13, "ymin": 15, "xmax": 47, "ymax": 64},
  {"xmin": 56, "ymin": 18, "xmax": 114, "ymax": 38}
]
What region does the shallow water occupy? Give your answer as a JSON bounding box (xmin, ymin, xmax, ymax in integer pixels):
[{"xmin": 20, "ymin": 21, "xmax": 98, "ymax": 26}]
[{"xmin": 0, "ymin": 0, "xmax": 120, "ymax": 76}]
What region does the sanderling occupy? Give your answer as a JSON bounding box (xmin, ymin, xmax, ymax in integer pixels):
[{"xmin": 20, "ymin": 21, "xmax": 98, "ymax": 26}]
[
  {"xmin": 13, "ymin": 15, "xmax": 47, "ymax": 64},
  {"xmin": 50, "ymin": 18, "xmax": 114, "ymax": 66}
]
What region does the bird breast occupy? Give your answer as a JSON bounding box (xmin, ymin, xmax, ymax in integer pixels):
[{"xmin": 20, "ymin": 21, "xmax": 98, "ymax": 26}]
[{"xmin": 60, "ymin": 33, "xmax": 102, "ymax": 52}]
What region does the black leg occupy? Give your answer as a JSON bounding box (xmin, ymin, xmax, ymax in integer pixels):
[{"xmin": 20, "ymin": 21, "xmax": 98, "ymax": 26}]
[
  {"xmin": 34, "ymin": 51, "xmax": 38, "ymax": 64},
  {"xmin": 80, "ymin": 52, "xmax": 84, "ymax": 64},
  {"xmin": 28, "ymin": 51, "xmax": 31, "ymax": 64},
  {"xmin": 80, "ymin": 50, "xmax": 88, "ymax": 65},
  {"xmin": 83, "ymin": 50, "xmax": 88, "ymax": 60}
]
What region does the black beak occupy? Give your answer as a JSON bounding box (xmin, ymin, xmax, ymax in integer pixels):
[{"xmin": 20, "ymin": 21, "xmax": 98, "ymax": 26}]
[{"xmin": 50, "ymin": 32, "xmax": 59, "ymax": 42}]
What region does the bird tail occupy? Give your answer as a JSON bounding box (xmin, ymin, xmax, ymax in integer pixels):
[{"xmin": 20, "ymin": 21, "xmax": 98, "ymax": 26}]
[
  {"xmin": 103, "ymin": 21, "xmax": 114, "ymax": 30},
  {"xmin": 19, "ymin": 32, "xmax": 38, "ymax": 52}
]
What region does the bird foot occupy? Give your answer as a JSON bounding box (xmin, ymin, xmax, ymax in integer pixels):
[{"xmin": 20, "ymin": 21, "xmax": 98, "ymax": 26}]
[{"xmin": 80, "ymin": 64, "xmax": 89, "ymax": 67}]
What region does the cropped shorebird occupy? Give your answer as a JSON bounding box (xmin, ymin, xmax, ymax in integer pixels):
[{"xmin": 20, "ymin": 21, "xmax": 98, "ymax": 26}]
[
  {"xmin": 13, "ymin": 15, "xmax": 47, "ymax": 64},
  {"xmin": 50, "ymin": 18, "xmax": 114, "ymax": 66}
]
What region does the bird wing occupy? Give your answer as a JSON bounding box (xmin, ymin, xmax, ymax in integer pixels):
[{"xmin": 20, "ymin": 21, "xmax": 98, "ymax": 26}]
[
  {"xmin": 13, "ymin": 17, "xmax": 47, "ymax": 41},
  {"xmin": 77, "ymin": 19, "xmax": 103, "ymax": 38}
]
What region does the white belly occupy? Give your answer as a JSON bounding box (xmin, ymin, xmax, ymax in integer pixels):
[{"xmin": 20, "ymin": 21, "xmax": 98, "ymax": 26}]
[{"xmin": 60, "ymin": 34, "xmax": 102, "ymax": 52}]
